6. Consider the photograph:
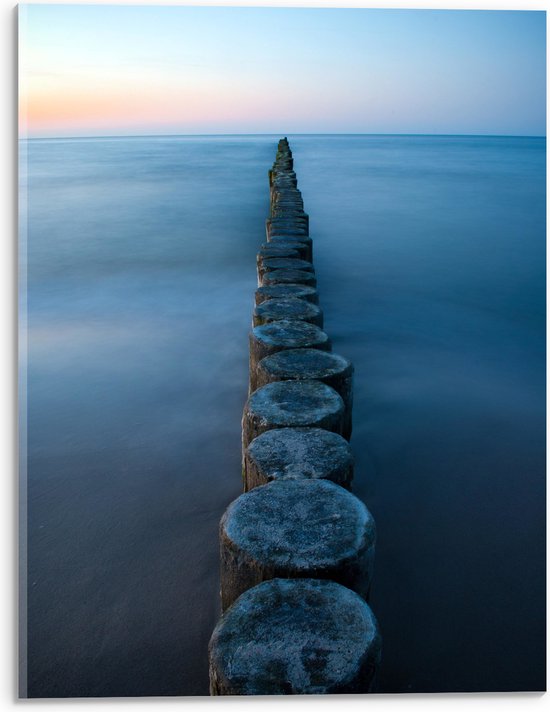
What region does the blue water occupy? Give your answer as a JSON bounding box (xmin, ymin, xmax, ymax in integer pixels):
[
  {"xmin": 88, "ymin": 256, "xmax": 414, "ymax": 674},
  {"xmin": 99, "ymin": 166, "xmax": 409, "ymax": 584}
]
[{"xmin": 21, "ymin": 135, "xmax": 546, "ymax": 696}]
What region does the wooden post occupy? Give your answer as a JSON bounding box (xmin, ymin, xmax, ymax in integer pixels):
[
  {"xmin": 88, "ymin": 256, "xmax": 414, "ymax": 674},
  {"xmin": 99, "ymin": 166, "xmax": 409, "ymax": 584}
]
[
  {"xmin": 242, "ymin": 381, "xmax": 344, "ymax": 448},
  {"xmin": 252, "ymin": 298, "xmax": 324, "ymax": 328},
  {"xmin": 261, "ymin": 269, "xmax": 317, "ymax": 288},
  {"xmin": 249, "ymin": 320, "xmax": 331, "ymax": 392},
  {"xmin": 209, "ymin": 578, "xmax": 381, "ymax": 695},
  {"xmin": 243, "ymin": 427, "xmax": 353, "ymax": 491},
  {"xmin": 258, "ymin": 257, "xmax": 315, "ymax": 285},
  {"xmin": 219, "ymin": 479, "xmax": 376, "ymax": 609},
  {"xmin": 255, "ymin": 348, "xmax": 353, "ymax": 439},
  {"xmin": 255, "ymin": 283, "xmax": 319, "ymax": 306}
]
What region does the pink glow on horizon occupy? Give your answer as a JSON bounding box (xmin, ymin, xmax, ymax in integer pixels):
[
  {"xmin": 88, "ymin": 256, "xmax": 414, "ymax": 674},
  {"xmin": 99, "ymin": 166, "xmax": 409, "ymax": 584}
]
[
  {"xmin": 20, "ymin": 78, "xmax": 258, "ymax": 136},
  {"xmin": 19, "ymin": 70, "xmax": 333, "ymax": 136}
]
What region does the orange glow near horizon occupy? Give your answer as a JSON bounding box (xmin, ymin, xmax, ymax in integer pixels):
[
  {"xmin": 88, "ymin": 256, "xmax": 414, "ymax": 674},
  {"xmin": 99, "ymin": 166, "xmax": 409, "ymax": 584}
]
[
  {"xmin": 18, "ymin": 50, "xmax": 298, "ymax": 136},
  {"xmin": 20, "ymin": 68, "xmax": 234, "ymax": 134},
  {"xmin": 19, "ymin": 64, "xmax": 313, "ymax": 136}
]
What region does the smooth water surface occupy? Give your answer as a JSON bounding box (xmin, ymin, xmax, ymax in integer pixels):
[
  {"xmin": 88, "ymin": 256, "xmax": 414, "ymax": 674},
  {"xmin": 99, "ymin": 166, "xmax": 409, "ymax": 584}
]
[{"xmin": 21, "ymin": 135, "xmax": 545, "ymax": 696}]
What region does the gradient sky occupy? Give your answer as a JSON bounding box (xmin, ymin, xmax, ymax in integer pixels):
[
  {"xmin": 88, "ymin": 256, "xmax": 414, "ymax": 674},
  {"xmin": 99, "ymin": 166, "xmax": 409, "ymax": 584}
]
[{"xmin": 19, "ymin": 4, "xmax": 546, "ymax": 137}]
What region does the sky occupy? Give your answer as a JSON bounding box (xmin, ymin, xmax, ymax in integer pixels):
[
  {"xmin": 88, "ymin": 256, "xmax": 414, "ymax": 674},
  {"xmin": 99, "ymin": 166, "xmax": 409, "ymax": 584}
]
[{"xmin": 18, "ymin": 4, "xmax": 546, "ymax": 137}]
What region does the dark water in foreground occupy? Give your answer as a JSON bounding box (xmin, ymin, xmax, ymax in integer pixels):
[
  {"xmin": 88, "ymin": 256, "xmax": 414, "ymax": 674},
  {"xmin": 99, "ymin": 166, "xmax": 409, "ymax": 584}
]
[{"xmin": 21, "ymin": 135, "xmax": 545, "ymax": 696}]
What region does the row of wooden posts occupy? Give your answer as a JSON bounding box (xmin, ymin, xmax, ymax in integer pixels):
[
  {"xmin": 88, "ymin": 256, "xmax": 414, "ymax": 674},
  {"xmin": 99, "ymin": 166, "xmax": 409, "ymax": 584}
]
[{"xmin": 208, "ymin": 138, "xmax": 382, "ymax": 695}]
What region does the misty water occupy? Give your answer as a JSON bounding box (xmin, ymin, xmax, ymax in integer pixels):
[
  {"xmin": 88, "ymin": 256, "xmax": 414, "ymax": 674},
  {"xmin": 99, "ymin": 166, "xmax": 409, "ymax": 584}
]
[{"xmin": 21, "ymin": 135, "xmax": 545, "ymax": 696}]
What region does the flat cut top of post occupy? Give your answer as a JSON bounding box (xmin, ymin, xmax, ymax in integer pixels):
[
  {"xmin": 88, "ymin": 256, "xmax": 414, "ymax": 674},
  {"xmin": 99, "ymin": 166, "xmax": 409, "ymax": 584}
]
[
  {"xmin": 258, "ymin": 348, "xmax": 352, "ymax": 381},
  {"xmin": 270, "ymin": 210, "xmax": 306, "ymax": 216},
  {"xmin": 246, "ymin": 427, "xmax": 353, "ymax": 483},
  {"xmin": 255, "ymin": 284, "xmax": 319, "ymax": 305},
  {"xmin": 251, "ymin": 320, "xmax": 329, "ymax": 350},
  {"xmin": 269, "ymin": 230, "xmax": 309, "ymax": 239},
  {"xmin": 257, "ymin": 247, "xmax": 300, "ymax": 260},
  {"xmin": 262, "ymin": 257, "xmax": 314, "ymax": 273},
  {"xmin": 264, "ymin": 239, "xmax": 311, "ymax": 255},
  {"xmin": 262, "ymin": 269, "xmax": 316, "ymax": 286},
  {"xmin": 253, "ymin": 298, "xmax": 322, "ymax": 325},
  {"xmin": 221, "ymin": 479, "xmax": 375, "ymax": 571},
  {"xmin": 209, "ymin": 578, "xmax": 381, "ymax": 695},
  {"xmin": 245, "ymin": 380, "xmax": 342, "ymax": 428},
  {"xmin": 268, "ymin": 234, "xmax": 312, "ymax": 245},
  {"xmin": 271, "ymin": 207, "xmax": 306, "ymax": 215},
  {"xmin": 260, "ymin": 241, "xmax": 303, "ymax": 251}
]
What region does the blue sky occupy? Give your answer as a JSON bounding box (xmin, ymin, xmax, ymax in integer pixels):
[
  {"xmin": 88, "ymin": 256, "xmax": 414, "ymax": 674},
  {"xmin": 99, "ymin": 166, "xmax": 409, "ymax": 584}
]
[{"xmin": 19, "ymin": 5, "xmax": 546, "ymax": 136}]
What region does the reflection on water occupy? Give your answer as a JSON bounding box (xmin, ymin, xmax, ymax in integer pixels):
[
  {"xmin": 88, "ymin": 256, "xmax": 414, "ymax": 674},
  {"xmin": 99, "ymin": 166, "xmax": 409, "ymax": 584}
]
[{"xmin": 22, "ymin": 135, "xmax": 545, "ymax": 696}]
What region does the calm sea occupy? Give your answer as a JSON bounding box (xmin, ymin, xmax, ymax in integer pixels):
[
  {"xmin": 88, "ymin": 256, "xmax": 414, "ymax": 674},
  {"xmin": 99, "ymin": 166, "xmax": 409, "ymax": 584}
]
[{"xmin": 20, "ymin": 135, "xmax": 546, "ymax": 696}]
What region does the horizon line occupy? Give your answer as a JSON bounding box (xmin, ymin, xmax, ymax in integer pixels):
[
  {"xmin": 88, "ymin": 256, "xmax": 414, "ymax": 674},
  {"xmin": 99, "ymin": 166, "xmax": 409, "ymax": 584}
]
[{"xmin": 20, "ymin": 131, "xmax": 547, "ymax": 141}]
